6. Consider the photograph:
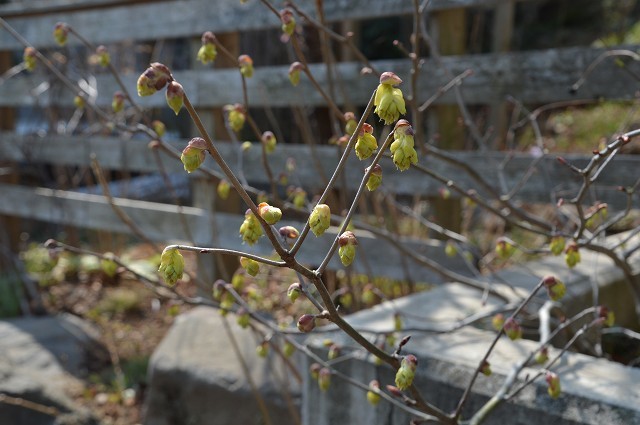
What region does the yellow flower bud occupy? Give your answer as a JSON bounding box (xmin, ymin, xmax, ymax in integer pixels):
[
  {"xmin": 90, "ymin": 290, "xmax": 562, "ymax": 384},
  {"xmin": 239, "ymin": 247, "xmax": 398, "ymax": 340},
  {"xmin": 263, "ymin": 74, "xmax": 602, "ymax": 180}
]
[
  {"xmin": 280, "ymin": 9, "xmax": 296, "ymax": 37},
  {"xmin": 545, "ymin": 372, "xmax": 561, "ymax": 399},
  {"xmin": 288, "ymin": 62, "xmax": 304, "ymax": 86},
  {"xmin": 238, "ymin": 54, "xmax": 254, "ymax": 78},
  {"xmin": 166, "ymin": 81, "xmax": 184, "ymax": 115},
  {"xmin": 256, "ymin": 341, "xmax": 269, "ymax": 358},
  {"xmin": 225, "ymin": 104, "xmax": 246, "ymax": 133},
  {"xmin": 309, "ymin": 363, "xmax": 321, "ymax": 380},
  {"xmin": 480, "ymin": 360, "xmax": 492, "ymax": 376},
  {"xmin": 338, "ymin": 231, "xmax": 358, "ymax": 266},
  {"xmin": 152, "ymin": 120, "xmax": 166, "ymax": 137},
  {"xmin": 309, "ymin": 204, "xmax": 331, "ymax": 236},
  {"xmin": 239, "ymin": 209, "xmax": 263, "ymax": 245},
  {"xmin": 236, "ymin": 308, "xmax": 250, "ymax": 328},
  {"xmin": 180, "ymin": 137, "xmax": 207, "ymax": 173},
  {"xmin": 23, "ymin": 47, "xmax": 37, "ymax": 72},
  {"xmin": 344, "ymin": 112, "xmax": 358, "ymax": 135},
  {"xmin": 565, "ymin": 241, "xmax": 581, "ymax": 268},
  {"xmin": 328, "ymin": 344, "xmax": 340, "ymax": 360},
  {"xmin": 504, "ymin": 318, "xmax": 522, "ymax": 341},
  {"xmin": 366, "ymin": 380, "xmax": 381, "ymax": 406},
  {"xmin": 197, "ymin": 32, "xmax": 217, "ymax": 64},
  {"xmin": 96, "ymin": 45, "xmax": 110, "ymax": 67},
  {"xmin": 258, "ymin": 202, "xmax": 282, "ymax": 225},
  {"xmin": 318, "ymin": 368, "xmax": 331, "ymax": 392},
  {"xmin": 365, "ymin": 164, "xmax": 383, "ymax": 191},
  {"xmin": 73, "ymin": 95, "xmax": 85, "ymax": 109},
  {"xmin": 261, "ymin": 131, "xmax": 277, "ymax": 154},
  {"xmin": 535, "ymin": 347, "xmax": 549, "ymax": 364},
  {"xmin": 240, "ymin": 256, "xmax": 260, "ymax": 277},
  {"xmin": 491, "ymin": 313, "xmax": 505, "ymax": 331},
  {"xmin": 495, "ymin": 237, "xmax": 516, "ymax": 259},
  {"xmin": 549, "ymin": 235, "xmax": 565, "ymax": 256},
  {"xmin": 543, "ymin": 275, "xmax": 566, "ymax": 301},
  {"xmin": 445, "ymin": 240, "xmax": 458, "ymax": 257},
  {"xmin": 158, "ymin": 247, "xmax": 184, "ymax": 286},
  {"xmin": 283, "ymin": 341, "xmax": 296, "ymax": 357},
  {"xmin": 355, "ymin": 123, "xmax": 378, "ymax": 160},
  {"xmin": 292, "ymin": 188, "xmax": 307, "ymax": 208},
  {"xmin": 137, "ymin": 63, "xmax": 171, "ymax": 97},
  {"xmin": 231, "ymin": 273, "xmax": 246, "ymax": 292},
  {"xmin": 287, "ymin": 282, "xmax": 302, "ymax": 303},
  {"xmin": 217, "ymin": 179, "xmax": 230, "ymax": 200},
  {"xmin": 395, "ymin": 354, "xmax": 417, "ymax": 390},
  {"xmin": 53, "ymin": 22, "xmax": 69, "ymax": 46},
  {"xmin": 101, "ymin": 253, "xmax": 118, "ymax": 278},
  {"xmin": 112, "ymin": 91, "xmax": 125, "ymax": 113}
]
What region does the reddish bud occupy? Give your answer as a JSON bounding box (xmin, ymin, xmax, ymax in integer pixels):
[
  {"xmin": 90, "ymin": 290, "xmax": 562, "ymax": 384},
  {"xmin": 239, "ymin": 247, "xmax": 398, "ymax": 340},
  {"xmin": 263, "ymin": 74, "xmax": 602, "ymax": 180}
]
[{"xmin": 297, "ymin": 314, "xmax": 316, "ymax": 333}]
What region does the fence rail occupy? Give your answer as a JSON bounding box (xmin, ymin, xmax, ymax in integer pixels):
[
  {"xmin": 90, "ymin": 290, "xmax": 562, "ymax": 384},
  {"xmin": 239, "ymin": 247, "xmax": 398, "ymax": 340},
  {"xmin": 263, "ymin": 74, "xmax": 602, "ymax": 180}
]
[
  {"xmin": 2, "ymin": 132, "xmax": 638, "ymax": 207},
  {"xmin": 2, "ymin": 46, "xmax": 637, "ymax": 108},
  {"xmin": 0, "ymin": 0, "xmax": 534, "ymax": 49}
]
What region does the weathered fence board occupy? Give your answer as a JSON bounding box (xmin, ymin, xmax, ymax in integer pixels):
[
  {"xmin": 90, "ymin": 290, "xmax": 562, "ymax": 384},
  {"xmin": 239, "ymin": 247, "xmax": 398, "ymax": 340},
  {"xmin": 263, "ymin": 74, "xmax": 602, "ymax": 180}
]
[
  {"xmin": 0, "ymin": 0, "xmax": 534, "ymax": 50},
  {"xmin": 2, "ymin": 132, "xmax": 638, "ymax": 208},
  {"xmin": 0, "ymin": 182, "xmax": 468, "ymax": 282},
  {"xmin": 2, "ymin": 46, "xmax": 636, "ymax": 109}
]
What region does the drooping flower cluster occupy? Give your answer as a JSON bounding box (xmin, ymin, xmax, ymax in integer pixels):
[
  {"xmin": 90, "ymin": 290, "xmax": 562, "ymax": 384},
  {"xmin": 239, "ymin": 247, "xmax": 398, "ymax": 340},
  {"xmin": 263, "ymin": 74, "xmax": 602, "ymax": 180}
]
[
  {"xmin": 390, "ymin": 120, "xmax": 418, "ymax": 171},
  {"xmin": 355, "ymin": 123, "xmax": 378, "ymax": 160},
  {"xmin": 374, "ymin": 71, "xmax": 406, "ymax": 125},
  {"xmin": 239, "ymin": 209, "xmax": 263, "ymax": 245},
  {"xmin": 158, "ymin": 247, "xmax": 184, "ymax": 286},
  {"xmin": 365, "ymin": 164, "xmax": 383, "ymax": 192}
]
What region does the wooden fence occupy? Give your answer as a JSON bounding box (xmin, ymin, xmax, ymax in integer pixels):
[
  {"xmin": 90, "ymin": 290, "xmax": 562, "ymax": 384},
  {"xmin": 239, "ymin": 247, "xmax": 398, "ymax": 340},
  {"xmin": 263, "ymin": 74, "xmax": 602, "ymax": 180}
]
[{"xmin": 1, "ymin": 0, "xmax": 639, "ymax": 282}]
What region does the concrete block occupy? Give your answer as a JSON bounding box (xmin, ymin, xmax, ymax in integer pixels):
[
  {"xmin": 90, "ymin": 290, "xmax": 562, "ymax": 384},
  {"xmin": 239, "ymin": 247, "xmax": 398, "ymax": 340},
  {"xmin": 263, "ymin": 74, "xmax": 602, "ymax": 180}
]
[
  {"xmin": 144, "ymin": 307, "xmax": 300, "ymax": 425},
  {"xmin": 303, "ymin": 283, "xmax": 640, "ymax": 425}
]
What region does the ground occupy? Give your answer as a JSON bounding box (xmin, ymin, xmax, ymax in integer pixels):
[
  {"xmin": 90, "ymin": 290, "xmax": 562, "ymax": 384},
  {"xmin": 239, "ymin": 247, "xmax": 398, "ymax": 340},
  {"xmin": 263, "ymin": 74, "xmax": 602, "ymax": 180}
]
[{"xmin": 36, "ymin": 243, "xmax": 197, "ymax": 425}]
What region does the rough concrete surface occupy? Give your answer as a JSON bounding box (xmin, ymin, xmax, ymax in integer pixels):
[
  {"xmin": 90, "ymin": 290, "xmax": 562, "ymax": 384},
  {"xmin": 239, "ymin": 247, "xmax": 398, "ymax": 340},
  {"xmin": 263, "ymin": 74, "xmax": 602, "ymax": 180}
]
[
  {"xmin": 0, "ymin": 314, "xmax": 105, "ymax": 425},
  {"xmin": 144, "ymin": 307, "xmax": 300, "ymax": 425},
  {"xmin": 303, "ymin": 283, "xmax": 640, "ymax": 425}
]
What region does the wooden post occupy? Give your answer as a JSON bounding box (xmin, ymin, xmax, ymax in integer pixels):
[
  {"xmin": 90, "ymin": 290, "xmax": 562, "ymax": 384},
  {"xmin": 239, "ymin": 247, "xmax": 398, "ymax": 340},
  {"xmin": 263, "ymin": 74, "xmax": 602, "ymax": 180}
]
[
  {"xmin": 0, "ymin": 51, "xmax": 20, "ymax": 266},
  {"xmin": 490, "ymin": 0, "xmax": 515, "ymax": 149},
  {"xmin": 431, "ymin": 8, "xmax": 467, "ymax": 234}
]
